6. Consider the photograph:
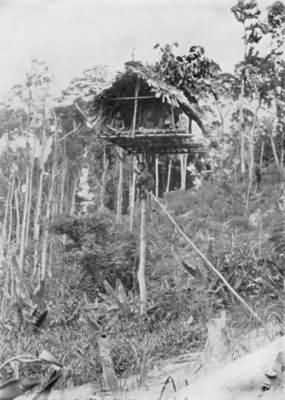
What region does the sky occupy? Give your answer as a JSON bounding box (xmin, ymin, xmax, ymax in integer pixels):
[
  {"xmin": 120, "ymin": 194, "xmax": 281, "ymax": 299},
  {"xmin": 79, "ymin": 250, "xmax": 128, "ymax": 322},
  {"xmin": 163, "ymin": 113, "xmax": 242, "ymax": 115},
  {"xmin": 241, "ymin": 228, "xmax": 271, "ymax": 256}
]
[{"xmin": 0, "ymin": 0, "xmax": 275, "ymax": 98}]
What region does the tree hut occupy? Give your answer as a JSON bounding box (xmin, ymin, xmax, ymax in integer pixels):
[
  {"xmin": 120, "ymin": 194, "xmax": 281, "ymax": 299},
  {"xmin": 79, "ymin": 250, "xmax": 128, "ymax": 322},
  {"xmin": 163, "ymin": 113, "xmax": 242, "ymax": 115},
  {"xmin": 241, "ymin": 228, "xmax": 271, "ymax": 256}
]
[
  {"xmin": 93, "ymin": 61, "xmax": 207, "ymax": 314},
  {"xmin": 94, "ymin": 60, "xmax": 207, "ymax": 155}
]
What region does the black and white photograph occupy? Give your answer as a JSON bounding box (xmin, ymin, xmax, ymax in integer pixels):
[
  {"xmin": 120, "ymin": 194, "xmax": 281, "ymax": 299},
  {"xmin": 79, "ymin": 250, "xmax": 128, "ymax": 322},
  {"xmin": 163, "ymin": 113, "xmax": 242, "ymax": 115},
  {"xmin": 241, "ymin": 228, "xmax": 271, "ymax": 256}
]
[{"xmin": 0, "ymin": 1, "xmax": 285, "ymax": 399}]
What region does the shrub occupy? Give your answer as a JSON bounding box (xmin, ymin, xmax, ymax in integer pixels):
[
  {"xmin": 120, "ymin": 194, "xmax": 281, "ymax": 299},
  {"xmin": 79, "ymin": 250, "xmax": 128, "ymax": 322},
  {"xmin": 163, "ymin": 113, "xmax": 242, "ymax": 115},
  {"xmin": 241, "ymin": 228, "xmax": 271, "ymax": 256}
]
[{"xmin": 51, "ymin": 211, "xmax": 138, "ymax": 296}]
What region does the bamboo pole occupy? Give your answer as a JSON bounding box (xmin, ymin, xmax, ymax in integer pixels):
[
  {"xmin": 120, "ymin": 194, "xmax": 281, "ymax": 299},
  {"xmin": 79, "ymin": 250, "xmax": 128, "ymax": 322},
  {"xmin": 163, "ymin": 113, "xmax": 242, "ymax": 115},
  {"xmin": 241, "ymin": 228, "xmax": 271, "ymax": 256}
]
[
  {"xmin": 155, "ymin": 155, "xmax": 159, "ymax": 197},
  {"xmin": 166, "ymin": 159, "xmax": 173, "ymax": 193},
  {"xmin": 150, "ymin": 192, "xmax": 269, "ymax": 333},
  {"xmin": 138, "ymin": 193, "xmax": 147, "ymax": 315},
  {"xmin": 116, "ymin": 147, "xmax": 124, "ymax": 223},
  {"xmin": 129, "ymin": 79, "xmax": 140, "ymax": 231}
]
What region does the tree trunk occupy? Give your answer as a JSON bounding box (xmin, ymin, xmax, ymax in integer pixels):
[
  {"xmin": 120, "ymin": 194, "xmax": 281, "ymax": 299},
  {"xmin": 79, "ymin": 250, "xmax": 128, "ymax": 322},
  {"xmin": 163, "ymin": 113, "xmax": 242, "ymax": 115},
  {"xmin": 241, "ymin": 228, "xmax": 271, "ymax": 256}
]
[
  {"xmin": 41, "ymin": 134, "xmax": 56, "ymax": 282},
  {"xmin": 59, "ymin": 141, "xmax": 67, "ymax": 214},
  {"xmin": 138, "ymin": 197, "xmax": 147, "ymax": 315},
  {"xmin": 247, "ymin": 102, "xmax": 260, "ymax": 201},
  {"xmin": 59, "ymin": 161, "xmax": 67, "ymax": 214},
  {"xmin": 14, "ymin": 185, "xmax": 21, "ymax": 246},
  {"xmin": 259, "ymin": 140, "xmax": 265, "ymax": 170},
  {"xmin": 7, "ymin": 179, "xmax": 14, "ymax": 247},
  {"xmin": 240, "ymin": 79, "xmax": 246, "ymax": 176},
  {"xmin": 116, "ymin": 147, "xmax": 123, "ymax": 223},
  {"xmin": 33, "ymin": 166, "xmax": 44, "ymax": 276},
  {"xmin": 2, "ymin": 175, "xmax": 14, "ymax": 245},
  {"xmin": 100, "ymin": 146, "xmax": 108, "ymax": 210},
  {"xmin": 271, "ymin": 135, "xmax": 280, "ymax": 169},
  {"xmin": 25, "ymin": 157, "xmax": 34, "ymax": 249},
  {"xmin": 281, "ymin": 130, "xmax": 285, "ymax": 166},
  {"xmin": 70, "ymin": 176, "xmax": 78, "ymax": 215},
  {"xmin": 19, "ymin": 169, "xmax": 29, "ymax": 274}
]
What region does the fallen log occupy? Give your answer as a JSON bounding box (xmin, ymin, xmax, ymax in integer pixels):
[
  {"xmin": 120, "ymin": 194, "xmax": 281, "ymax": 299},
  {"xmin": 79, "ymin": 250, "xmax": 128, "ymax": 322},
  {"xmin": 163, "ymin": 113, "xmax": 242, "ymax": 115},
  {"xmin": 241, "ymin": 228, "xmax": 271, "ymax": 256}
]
[
  {"xmin": 170, "ymin": 335, "xmax": 285, "ymax": 400},
  {"xmin": 16, "ymin": 383, "xmax": 98, "ymax": 400}
]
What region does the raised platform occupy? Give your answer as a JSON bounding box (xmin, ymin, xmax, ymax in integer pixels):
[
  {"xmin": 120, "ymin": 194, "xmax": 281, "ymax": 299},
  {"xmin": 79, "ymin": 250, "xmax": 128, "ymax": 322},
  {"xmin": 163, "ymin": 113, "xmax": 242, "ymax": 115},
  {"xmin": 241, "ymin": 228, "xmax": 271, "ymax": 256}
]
[{"xmin": 100, "ymin": 131, "xmax": 205, "ymax": 155}]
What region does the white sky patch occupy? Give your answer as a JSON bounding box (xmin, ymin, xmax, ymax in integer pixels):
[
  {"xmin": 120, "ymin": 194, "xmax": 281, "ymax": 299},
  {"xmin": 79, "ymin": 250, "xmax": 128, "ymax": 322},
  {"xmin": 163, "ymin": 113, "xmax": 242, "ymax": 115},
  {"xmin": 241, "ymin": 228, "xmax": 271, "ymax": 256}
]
[{"xmin": 0, "ymin": 0, "xmax": 278, "ymax": 98}]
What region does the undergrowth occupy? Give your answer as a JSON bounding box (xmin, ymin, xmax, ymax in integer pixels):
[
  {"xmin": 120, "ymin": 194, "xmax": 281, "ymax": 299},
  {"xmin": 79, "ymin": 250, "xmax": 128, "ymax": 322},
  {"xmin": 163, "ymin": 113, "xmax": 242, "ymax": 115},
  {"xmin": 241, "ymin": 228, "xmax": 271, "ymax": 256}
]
[{"xmin": 1, "ymin": 177, "xmax": 285, "ymax": 387}]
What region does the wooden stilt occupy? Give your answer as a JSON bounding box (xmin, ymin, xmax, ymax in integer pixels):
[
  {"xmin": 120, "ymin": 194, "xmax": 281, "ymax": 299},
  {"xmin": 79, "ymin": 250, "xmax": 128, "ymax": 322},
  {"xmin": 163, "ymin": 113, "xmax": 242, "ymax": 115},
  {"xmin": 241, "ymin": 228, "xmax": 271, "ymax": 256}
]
[
  {"xmin": 166, "ymin": 159, "xmax": 172, "ymax": 193},
  {"xmin": 129, "ymin": 79, "xmax": 140, "ymax": 231},
  {"xmin": 155, "ymin": 155, "xmax": 159, "ymax": 197},
  {"xmin": 116, "ymin": 147, "xmax": 123, "ymax": 223},
  {"xmin": 138, "ymin": 187, "xmax": 147, "ymax": 315}
]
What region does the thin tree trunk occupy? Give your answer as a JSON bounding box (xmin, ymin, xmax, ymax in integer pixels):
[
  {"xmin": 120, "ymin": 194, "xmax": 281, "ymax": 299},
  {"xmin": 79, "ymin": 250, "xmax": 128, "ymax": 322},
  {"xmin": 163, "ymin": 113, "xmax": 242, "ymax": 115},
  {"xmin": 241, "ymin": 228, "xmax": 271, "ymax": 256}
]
[
  {"xmin": 41, "ymin": 133, "xmax": 56, "ymax": 282},
  {"xmin": 19, "ymin": 169, "xmax": 29, "ymax": 274},
  {"xmin": 2, "ymin": 175, "xmax": 13, "ymax": 245},
  {"xmin": 2, "ymin": 175, "xmax": 14, "ymax": 245},
  {"xmin": 7, "ymin": 177, "xmax": 15, "ymax": 247},
  {"xmin": 70, "ymin": 176, "xmax": 78, "ymax": 215},
  {"xmin": 129, "ymin": 79, "xmax": 140, "ymax": 231},
  {"xmin": 155, "ymin": 155, "xmax": 159, "ymax": 197},
  {"xmin": 281, "ymin": 130, "xmax": 285, "ymax": 166},
  {"xmin": 246, "ymin": 102, "xmax": 260, "ymax": 209},
  {"xmin": 271, "ymin": 136, "xmax": 280, "ymax": 169},
  {"xmin": 25, "ymin": 156, "xmax": 34, "ymax": 248},
  {"xmin": 0, "ymin": 175, "xmax": 14, "ymax": 317},
  {"xmin": 59, "ymin": 142, "xmax": 67, "ymax": 215},
  {"xmin": 240, "ymin": 79, "xmax": 246, "ymax": 176},
  {"xmin": 259, "ymin": 141, "xmax": 265, "ymax": 170},
  {"xmin": 138, "ymin": 196, "xmax": 147, "ymax": 315},
  {"xmin": 100, "ymin": 146, "xmax": 108, "ymax": 210},
  {"xmin": 33, "ymin": 166, "xmax": 44, "ymax": 275},
  {"xmin": 0, "ymin": 175, "xmax": 14, "ymax": 312},
  {"xmin": 271, "ymin": 95, "xmax": 280, "ymax": 169},
  {"xmin": 248, "ymin": 102, "xmax": 260, "ymax": 187},
  {"xmin": 116, "ymin": 147, "xmax": 123, "ymax": 223},
  {"xmin": 14, "ymin": 185, "xmax": 21, "ymax": 246}
]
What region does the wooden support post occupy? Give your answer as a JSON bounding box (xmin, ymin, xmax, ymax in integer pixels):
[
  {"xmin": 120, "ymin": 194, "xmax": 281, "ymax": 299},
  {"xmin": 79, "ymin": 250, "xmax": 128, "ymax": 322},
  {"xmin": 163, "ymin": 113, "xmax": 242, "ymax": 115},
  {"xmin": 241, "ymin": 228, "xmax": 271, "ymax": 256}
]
[
  {"xmin": 155, "ymin": 155, "xmax": 159, "ymax": 197},
  {"xmin": 138, "ymin": 164, "xmax": 147, "ymax": 315},
  {"xmin": 176, "ymin": 109, "xmax": 189, "ymax": 191},
  {"xmin": 129, "ymin": 79, "xmax": 140, "ymax": 231},
  {"xmin": 116, "ymin": 147, "xmax": 123, "ymax": 223},
  {"xmin": 166, "ymin": 159, "xmax": 172, "ymax": 193}
]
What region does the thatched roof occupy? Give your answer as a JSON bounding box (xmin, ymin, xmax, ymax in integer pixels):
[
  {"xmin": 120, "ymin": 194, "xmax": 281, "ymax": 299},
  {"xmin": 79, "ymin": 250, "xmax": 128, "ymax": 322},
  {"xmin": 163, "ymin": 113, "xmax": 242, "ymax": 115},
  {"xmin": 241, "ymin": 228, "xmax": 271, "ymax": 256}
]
[{"xmin": 93, "ymin": 61, "xmax": 206, "ymax": 134}]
